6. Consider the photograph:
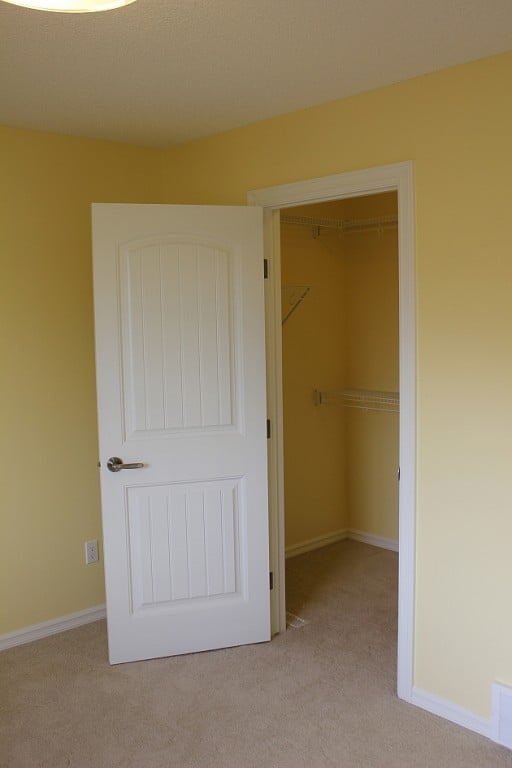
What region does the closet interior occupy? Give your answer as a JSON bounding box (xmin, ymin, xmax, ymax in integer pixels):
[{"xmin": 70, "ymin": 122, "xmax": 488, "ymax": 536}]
[{"xmin": 280, "ymin": 191, "xmax": 399, "ymax": 561}]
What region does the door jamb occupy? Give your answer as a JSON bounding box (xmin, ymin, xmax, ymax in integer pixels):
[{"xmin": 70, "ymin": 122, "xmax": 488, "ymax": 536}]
[{"xmin": 248, "ymin": 161, "xmax": 416, "ymax": 701}]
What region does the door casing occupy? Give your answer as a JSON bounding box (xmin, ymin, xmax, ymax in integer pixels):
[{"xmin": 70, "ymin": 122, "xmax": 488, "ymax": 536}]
[{"xmin": 248, "ymin": 161, "xmax": 416, "ymax": 702}]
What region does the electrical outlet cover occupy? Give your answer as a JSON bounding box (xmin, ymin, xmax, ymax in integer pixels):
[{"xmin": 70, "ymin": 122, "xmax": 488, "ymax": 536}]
[{"xmin": 85, "ymin": 539, "xmax": 99, "ymax": 565}]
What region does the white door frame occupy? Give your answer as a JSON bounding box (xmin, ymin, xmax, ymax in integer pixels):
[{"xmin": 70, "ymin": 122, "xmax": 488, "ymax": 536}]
[{"xmin": 248, "ymin": 161, "xmax": 416, "ymax": 701}]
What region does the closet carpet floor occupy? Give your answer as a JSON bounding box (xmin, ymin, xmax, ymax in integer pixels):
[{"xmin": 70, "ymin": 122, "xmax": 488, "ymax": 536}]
[{"xmin": 1, "ymin": 540, "xmax": 510, "ymax": 768}]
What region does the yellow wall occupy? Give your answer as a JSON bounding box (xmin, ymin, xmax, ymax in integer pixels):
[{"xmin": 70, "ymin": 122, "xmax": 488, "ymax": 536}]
[
  {"xmin": 161, "ymin": 52, "xmax": 512, "ymax": 718},
  {"xmin": 280, "ymin": 219, "xmax": 348, "ymax": 548},
  {"xmin": 343, "ymin": 194, "xmax": 399, "ymax": 542},
  {"xmin": 0, "ymin": 126, "xmax": 164, "ymax": 633},
  {"xmin": 281, "ymin": 193, "xmax": 398, "ymax": 547}
]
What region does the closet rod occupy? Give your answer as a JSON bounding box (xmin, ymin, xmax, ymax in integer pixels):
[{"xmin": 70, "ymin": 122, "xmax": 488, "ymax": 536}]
[{"xmin": 281, "ymin": 213, "xmax": 397, "ymax": 234}]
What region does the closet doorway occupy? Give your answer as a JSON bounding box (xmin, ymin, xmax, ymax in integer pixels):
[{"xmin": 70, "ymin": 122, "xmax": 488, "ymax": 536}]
[
  {"xmin": 281, "ymin": 192, "xmax": 399, "ymax": 555},
  {"xmin": 249, "ymin": 162, "xmax": 416, "ymax": 702},
  {"xmin": 280, "ymin": 191, "xmax": 399, "ymax": 630}
]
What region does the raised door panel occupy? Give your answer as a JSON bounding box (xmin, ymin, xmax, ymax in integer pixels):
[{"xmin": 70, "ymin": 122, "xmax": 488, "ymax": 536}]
[
  {"xmin": 126, "ymin": 478, "xmax": 242, "ymax": 614},
  {"xmin": 120, "ymin": 239, "xmax": 235, "ymax": 439}
]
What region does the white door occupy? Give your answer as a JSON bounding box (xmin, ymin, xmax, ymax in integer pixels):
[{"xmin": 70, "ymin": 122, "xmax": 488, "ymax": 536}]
[{"xmin": 92, "ymin": 203, "xmax": 270, "ymax": 664}]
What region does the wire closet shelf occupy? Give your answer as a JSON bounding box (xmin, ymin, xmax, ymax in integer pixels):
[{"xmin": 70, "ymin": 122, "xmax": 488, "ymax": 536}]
[
  {"xmin": 281, "ymin": 213, "xmax": 398, "ymax": 236},
  {"xmin": 314, "ymin": 388, "xmax": 399, "ymax": 413}
]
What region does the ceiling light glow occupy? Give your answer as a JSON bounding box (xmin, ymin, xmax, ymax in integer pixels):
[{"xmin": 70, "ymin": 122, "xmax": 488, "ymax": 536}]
[{"xmin": 1, "ymin": 0, "xmax": 136, "ymax": 11}]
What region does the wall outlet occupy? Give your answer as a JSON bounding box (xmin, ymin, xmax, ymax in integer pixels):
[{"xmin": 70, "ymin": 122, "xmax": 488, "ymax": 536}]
[{"xmin": 85, "ymin": 539, "xmax": 99, "ymax": 565}]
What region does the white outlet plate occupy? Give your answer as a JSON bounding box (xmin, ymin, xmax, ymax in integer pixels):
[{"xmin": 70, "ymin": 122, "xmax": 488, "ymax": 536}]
[{"xmin": 85, "ymin": 539, "xmax": 99, "ymax": 565}]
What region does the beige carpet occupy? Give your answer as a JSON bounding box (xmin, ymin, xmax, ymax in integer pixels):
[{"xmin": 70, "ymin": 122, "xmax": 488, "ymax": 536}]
[{"xmin": 1, "ymin": 540, "xmax": 510, "ymax": 768}]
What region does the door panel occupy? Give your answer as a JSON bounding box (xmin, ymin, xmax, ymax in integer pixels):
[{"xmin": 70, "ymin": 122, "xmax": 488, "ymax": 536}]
[
  {"xmin": 126, "ymin": 479, "xmax": 241, "ymax": 611},
  {"xmin": 120, "ymin": 240, "xmax": 235, "ymax": 435},
  {"xmin": 93, "ymin": 203, "xmax": 269, "ymax": 664}
]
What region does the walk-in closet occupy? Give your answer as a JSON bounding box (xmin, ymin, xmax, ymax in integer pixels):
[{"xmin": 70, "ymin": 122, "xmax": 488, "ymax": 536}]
[{"xmin": 280, "ymin": 191, "xmax": 399, "ymax": 578}]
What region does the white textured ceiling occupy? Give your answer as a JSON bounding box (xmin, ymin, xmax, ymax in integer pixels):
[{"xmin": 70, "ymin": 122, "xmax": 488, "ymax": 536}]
[{"xmin": 1, "ymin": 0, "xmax": 512, "ymax": 148}]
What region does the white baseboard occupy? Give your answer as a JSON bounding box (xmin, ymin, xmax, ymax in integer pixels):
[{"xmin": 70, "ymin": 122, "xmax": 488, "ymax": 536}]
[
  {"xmin": 348, "ymin": 529, "xmax": 399, "ymax": 552},
  {"xmin": 285, "ymin": 528, "xmax": 399, "ymax": 558},
  {"xmin": 492, "ymin": 682, "xmax": 512, "ymax": 749},
  {"xmin": 410, "ymin": 687, "xmax": 491, "ymax": 740},
  {"xmin": 0, "ymin": 604, "xmax": 106, "ymax": 652},
  {"xmin": 285, "ymin": 529, "xmax": 349, "ymax": 558}
]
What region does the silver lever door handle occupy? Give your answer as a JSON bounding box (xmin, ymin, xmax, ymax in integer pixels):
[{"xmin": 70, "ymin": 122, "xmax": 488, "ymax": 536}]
[{"xmin": 107, "ymin": 456, "xmax": 144, "ymax": 473}]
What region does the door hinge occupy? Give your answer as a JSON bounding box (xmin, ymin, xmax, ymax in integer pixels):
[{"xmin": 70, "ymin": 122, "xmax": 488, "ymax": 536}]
[
  {"xmin": 398, "ymin": 466, "xmax": 401, "ymax": 481},
  {"xmin": 267, "ymin": 419, "xmax": 271, "ymax": 439},
  {"xmin": 264, "ymin": 258, "xmax": 269, "ymax": 279},
  {"xmin": 269, "ymin": 571, "xmax": 274, "ymax": 590}
]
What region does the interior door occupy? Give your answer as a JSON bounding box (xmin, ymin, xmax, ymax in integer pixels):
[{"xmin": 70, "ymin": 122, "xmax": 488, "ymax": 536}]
[{"xmin": 92, "ymin": 203, "xmax": 270, "ymax": 664}]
